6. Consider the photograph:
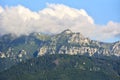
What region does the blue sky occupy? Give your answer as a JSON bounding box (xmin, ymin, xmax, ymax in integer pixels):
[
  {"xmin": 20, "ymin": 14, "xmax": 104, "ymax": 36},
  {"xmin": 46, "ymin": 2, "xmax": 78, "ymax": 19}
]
[
  {"xmin": 0, "ymin": 0, "xmax": 120, "ymax": 24},
  {"xmin": 0, "ymin": 0, "xmax": 120, "ymax": 42}
]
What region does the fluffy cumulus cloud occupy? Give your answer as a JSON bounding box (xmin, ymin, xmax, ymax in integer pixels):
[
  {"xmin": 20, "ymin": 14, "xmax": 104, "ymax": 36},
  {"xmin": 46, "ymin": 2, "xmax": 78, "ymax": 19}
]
[{"xmin": 0, "ymin": 4, "xmax": 120, "ymax": 41}]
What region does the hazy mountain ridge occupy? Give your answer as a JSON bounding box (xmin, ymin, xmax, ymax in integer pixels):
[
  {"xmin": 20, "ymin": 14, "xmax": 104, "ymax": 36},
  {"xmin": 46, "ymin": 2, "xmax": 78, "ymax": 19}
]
[{"xmin": 0, "ymin": 29, "xmax": 120, "ymax": 71}]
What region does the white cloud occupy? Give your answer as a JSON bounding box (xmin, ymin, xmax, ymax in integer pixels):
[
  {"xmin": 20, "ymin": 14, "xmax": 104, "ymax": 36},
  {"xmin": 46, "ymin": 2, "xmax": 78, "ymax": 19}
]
[
  {"xmin": 99, "ymin": 21, "xmax": 120, "ymax": 40},
  {"xmin": 40, "ymin": 4, "xmax": 94, "ymax": 24},
  {"xmin": 0, "ymin": 7, "xmax": 3, "ymax": 13},
  {"xmin": 0, "ymin": 4, "xmax": 120, "ymax": 42}
]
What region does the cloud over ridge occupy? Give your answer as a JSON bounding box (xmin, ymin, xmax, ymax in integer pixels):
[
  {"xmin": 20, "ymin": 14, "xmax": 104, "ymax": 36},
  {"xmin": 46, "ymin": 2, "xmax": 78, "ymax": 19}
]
[{"xmin": 0, "ymin": 4, "xmax": 120, "ymax": 42}]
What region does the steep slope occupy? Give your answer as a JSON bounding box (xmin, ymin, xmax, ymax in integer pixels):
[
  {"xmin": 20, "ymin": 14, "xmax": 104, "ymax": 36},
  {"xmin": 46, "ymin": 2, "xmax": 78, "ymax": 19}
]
[
  {"xmin": 0, "ymin": 33, "xmax": 51, "ymax": 71},
  {"xmin": 37, "ymin": 29, "xmax": 114, "ymax": 57},
  {"xmin": 111, "ymin": 41, "xmax": 120, "ymax": 56}
]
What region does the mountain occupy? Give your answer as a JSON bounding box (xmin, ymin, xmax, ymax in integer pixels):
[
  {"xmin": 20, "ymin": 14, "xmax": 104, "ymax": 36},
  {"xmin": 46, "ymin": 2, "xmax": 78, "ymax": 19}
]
[
  {"xmin": 0, "ymin": 33, "xmax": 50, "ymax": 71},
  {"xmin": 36, "ymin": 29, "xmax": 120, "ymax": 57},
  {"xmin": 0, "ymin": 29, "xmax": 120, "ymax": 72}
]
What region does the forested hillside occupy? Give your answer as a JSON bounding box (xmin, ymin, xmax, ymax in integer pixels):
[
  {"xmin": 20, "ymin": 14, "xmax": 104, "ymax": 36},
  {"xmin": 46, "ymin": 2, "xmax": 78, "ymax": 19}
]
[{"xmin": 0, "ymin": 54, "xmax": 120, "ymax": 80}]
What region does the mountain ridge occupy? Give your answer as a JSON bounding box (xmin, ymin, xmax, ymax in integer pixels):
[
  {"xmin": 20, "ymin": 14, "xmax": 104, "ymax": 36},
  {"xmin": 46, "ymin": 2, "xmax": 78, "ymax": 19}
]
[{"xmin": 0, "ymin": 29, "xmax": 120, "ymax": 72}]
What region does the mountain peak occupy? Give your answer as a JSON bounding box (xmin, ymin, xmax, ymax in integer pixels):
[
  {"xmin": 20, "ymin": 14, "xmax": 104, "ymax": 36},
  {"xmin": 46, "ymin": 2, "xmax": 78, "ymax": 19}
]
[{"xmin": 61, "ymin": 29, "xmax": 72, "ymax": 34}]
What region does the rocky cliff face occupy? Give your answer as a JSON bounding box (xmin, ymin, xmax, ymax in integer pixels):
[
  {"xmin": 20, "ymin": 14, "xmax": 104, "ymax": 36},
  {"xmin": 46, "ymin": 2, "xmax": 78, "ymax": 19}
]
[
  {"xmin": 37, "ymin": 29, "xmax": 119, "ymax": 57},
  {"xmin": 111, "ymin": 41, "xmax": 120, "ymax": 56}
]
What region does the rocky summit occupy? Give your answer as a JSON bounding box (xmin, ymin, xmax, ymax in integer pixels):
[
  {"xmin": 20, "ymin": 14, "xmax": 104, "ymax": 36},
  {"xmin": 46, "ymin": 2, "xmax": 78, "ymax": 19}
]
[
  {"xmin": 37, "ymin": 29, "xmax": 120, "ymax": 57},
  {"xmin": 0, "ymin": 29, "xmax": 120, "ymax": 71}
]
